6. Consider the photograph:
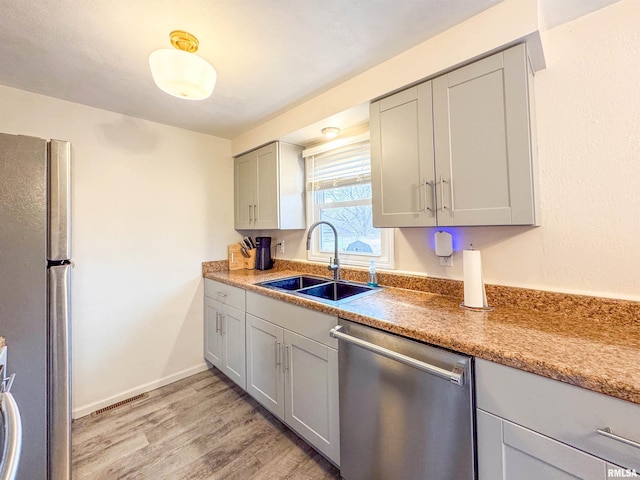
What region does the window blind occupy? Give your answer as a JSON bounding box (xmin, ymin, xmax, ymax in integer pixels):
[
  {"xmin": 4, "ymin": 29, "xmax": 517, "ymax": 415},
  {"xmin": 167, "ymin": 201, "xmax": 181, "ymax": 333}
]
[{"xmin": 305, "ymin": 140, "xmax": 371, "ymax": 191}]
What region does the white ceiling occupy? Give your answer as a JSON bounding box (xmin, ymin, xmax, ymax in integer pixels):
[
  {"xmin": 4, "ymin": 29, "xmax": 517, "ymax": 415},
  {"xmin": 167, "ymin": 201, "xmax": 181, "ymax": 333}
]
[{"xmin": 0, "ymin": 0, "xmax": 620, "ymax": 141}]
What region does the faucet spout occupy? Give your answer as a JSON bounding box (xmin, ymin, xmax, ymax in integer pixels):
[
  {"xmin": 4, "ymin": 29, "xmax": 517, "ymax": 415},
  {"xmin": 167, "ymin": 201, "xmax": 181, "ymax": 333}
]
[{"xmin": 306, "ymin": 221, "xmax": 340, "ymax": 281}]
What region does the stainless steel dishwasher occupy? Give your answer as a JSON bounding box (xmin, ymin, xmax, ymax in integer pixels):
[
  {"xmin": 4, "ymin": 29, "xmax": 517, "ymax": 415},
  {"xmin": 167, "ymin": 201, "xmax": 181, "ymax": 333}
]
[{"xmin": 330, "ymin": 319, "xmax": 475, "ymax": 480}]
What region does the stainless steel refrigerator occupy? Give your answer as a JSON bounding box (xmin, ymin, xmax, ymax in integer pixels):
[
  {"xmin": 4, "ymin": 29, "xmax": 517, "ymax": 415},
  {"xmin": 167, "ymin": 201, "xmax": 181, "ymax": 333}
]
[{"xmin": 0, "ymin": 133, "xmax": 72, "ymax": 480}]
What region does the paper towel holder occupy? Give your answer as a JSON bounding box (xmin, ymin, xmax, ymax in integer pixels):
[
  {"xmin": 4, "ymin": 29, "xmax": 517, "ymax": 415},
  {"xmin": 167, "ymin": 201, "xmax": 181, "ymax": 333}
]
[{"xmin": 460, "ymin": 244, "xmax": 493, "ymax": 311}]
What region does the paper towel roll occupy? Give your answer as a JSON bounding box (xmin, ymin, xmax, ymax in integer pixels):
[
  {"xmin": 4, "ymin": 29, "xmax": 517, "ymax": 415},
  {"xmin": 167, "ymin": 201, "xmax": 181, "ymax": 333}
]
[{"xmin": 463, "ymin": 249, "xmax": 487, "ymax": 308}]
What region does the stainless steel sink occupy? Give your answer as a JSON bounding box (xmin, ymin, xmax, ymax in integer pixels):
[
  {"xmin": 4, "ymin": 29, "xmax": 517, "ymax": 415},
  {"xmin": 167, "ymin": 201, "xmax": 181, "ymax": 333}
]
[
  {"xmin": 257, "ymin": 275, "xmax": 329, "ymax": 291},
  {"xmin": 298, "ymin": 282, "xmax": 374, "ymax": 302},
  {"xmin": 256, "ymin": 275, "xmax": 380, "ymax": 305}
]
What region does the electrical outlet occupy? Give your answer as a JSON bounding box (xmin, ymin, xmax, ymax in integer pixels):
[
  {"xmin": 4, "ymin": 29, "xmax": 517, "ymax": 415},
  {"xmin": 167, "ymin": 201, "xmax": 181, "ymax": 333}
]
[
  {"xmin": 278, "ymin": 240, "xmax": 285, "ymax": 253},
  {"xmin": 440, "ymin": 255, "xmax": 453, "ymax": 267}
]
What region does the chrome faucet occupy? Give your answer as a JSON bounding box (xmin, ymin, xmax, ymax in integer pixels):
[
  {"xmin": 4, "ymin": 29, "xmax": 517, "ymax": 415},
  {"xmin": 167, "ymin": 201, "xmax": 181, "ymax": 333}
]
[{"xmin": 306, "ymin": 221, "xmax": 340, "ymax": 281}]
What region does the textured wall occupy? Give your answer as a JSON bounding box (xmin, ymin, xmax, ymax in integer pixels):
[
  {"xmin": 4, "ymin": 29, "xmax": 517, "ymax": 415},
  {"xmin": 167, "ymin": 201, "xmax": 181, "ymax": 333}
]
[
  {"xmin": 0, "ymin": 85, "xmax": 235, "ymax": 416},
  {"xmin": 267, "ymin": 0, "xmax": 640, "ymax": 301}
]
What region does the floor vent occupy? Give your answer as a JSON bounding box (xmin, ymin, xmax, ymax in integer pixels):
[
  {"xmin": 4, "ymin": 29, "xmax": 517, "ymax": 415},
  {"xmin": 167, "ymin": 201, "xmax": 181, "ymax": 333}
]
[{"xmin": 91, "ymin": 393, "xmax": 148, "ymax": 417}]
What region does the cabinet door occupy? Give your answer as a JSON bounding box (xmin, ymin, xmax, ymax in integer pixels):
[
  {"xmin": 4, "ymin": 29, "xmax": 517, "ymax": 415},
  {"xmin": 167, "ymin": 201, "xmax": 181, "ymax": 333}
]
[
  {"xmin": 370, "ymin": 83, "xmax": 436, "ymax": 227},
  {"xmin": 204, "ymin": 297, "xmax": 223, "ymax": 368},
  {"xmin": 477, "ymin": 410, "xmax": 608, "ymax": 480},
  {"xmin": 221, "ymin": 304, "xmax": 246, "ymax": 390},
  {"xmin": 284, "ymin": 330, "xmax": 340, "ymax": 465},
  {"xmin": 254, "ymin": 143, "xmax": 279, "ymax": 229},
  {"xmin": 433, "ymin": 44, "xmax": 535, "ymax": 226},
  {"xmin": 234, "ymin": 151, "xmax": 256, "ymax": 229},
  {"xmin": 245, "ymin": 314, "xmax": 284, "ymax": 420}
]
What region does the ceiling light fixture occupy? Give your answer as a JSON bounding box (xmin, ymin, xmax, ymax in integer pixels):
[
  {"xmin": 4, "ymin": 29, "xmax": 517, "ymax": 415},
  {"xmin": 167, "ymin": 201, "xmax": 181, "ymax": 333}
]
[
  {"xmin": 149, "ymin": 30, "xmax": 217, "ymax": 100},
  {"xmin": 321, "ymin": 127, "xmax": 341, "ymax": 138}
]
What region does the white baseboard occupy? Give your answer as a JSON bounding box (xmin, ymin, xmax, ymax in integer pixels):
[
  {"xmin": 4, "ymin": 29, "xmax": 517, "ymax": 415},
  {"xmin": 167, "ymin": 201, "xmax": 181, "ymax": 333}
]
[{"xmin": 72, "ymin": 362, "xmax": 210, "ymax": 419}]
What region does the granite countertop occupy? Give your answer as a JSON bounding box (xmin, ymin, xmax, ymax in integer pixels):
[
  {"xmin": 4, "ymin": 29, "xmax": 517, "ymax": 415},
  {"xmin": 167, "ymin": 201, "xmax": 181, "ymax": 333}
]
[
  {"xmin": 0, "ymin": 337, "xmax": 4, "ymax": 348},
  {"xmin": 203, "ymin": 267, "xmax": 640, "ymax": 406}
]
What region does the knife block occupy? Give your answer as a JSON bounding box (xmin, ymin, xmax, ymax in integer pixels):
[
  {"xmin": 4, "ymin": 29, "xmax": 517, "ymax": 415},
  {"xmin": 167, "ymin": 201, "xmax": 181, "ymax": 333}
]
[{"xmin": 228, "ymin": 244, "xmax": 256, "ymax": 270}]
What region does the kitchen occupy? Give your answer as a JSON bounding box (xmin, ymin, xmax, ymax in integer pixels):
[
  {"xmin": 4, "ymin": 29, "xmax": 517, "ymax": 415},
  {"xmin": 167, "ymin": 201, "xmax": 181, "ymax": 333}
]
[{"xmin": 0, "ymin": 0, "xmax": 639, "ymax": 479}]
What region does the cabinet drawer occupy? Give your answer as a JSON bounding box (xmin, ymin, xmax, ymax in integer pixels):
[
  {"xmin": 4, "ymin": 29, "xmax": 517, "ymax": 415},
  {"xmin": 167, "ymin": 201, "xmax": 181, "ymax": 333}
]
[
  {"xmin": 246, "ymin": 291, "xmax": 338, "ymax": 348},
  {"xmin": 204, "ymin": 279, "xmax": 245, "ymax": 311},
  {"xmin": 476, "ymin": 358, "xmax": 640, "ymax": 470}
]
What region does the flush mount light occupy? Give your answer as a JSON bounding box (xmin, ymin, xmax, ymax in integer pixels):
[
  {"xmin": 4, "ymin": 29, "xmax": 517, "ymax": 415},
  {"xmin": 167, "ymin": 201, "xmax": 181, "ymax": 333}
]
[
  {"xmin": 149, "ymin": 30, "xmax": 217, "ymax": 100},
  {"xmin": 321, "ymin": 127, "xmax": 341, "ymax": 138}
]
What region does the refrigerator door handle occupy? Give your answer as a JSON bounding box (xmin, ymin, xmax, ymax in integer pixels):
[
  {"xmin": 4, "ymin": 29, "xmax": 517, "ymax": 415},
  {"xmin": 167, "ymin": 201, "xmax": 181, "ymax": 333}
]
[
  {"xmin": 48, "ymin": 264, "xmax": 71, "ymax": 480},
  {"xmin": 47, "ymin": 140, "xmax": 71, "ymax": 262},
  {"xmin": 0, "ymin": 391, "xmax": 23, "ymax": 480}
]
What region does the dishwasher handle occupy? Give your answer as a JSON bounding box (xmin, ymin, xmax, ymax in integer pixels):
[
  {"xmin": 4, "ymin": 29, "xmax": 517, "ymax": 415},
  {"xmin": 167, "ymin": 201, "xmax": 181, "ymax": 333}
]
[{"xmin": 330, "ymin": 325, "xmax": 465, "ymax": 386}]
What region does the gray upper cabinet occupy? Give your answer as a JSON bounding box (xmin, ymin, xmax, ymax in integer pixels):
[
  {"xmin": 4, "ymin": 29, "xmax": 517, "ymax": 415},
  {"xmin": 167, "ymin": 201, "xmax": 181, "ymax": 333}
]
[
  {"xmin": 234, "ymin": 141, "xmax": 305, "ymax": 230},
  {"xmin": 370, "ymin": 83, "xmax": 436, "ymax": 227},
  {"xmin": 370, "ymin": 43, "xmax": 538, "ymax": 227}
]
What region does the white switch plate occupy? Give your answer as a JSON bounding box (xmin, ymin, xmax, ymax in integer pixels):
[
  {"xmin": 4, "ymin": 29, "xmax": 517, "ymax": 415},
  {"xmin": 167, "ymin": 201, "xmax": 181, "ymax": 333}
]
[
  {"xmin": 440, "ymin": 255, "xmax": 453, "ymax": 267},
  {"xmin": 278, "ymin": 240, "xmax": 285, "ymax": 253}
]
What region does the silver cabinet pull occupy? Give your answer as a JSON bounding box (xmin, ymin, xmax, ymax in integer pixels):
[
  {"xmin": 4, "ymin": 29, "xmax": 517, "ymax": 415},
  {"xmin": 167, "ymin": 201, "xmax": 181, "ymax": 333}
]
[
  {"xmin": 284, "ymin": 345, "xmax": 290, "ymax": 372},
  {"xmin": 330, "ymin": 325, "xmax": 464, "ymax": 386},
  {"xmin": 275, "ymin": 342, "xmax": 281, "ymax": 368},
  {"xmin": 597, "ymin": 427, "xmax": 640, "ymax": 450},
  {"xmin": 215, "ymin": 292, "xmax": 227, "ymax": 299},
  {"xmin": 422, "ymin": 179, "xmax": 433, "ymax": 213},
  {"xmin": 439, "ymin": 176, "xmax": 449, "ymax": 211},
  {"xmin": 215, "ymin": 312, "xmax": 220, "ymax": 333},
  {"xmin": 0, "ymin": 391, "xmax": 22, "ymax": 480},
  {"xmin": 253, "ymin": 204, "xmax": 258, "ymax": 223},
  {"xmin": 248, "ymin": 204, "xmax": 252, "ymax": 222}
]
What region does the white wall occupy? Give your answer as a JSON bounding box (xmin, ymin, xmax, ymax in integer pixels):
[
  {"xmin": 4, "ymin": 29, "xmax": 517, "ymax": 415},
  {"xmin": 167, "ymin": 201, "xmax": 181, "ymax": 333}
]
[
  {"xmin": 260, "ymin": 0, "xmax": 640, "ymax": 302},
  {"xmin": 231, "ymin": 0, "xmax": 542, "ymax": 156},
  {"xmin": 0, "ymin": 85, "xmax": 235, "ymax": 417}
]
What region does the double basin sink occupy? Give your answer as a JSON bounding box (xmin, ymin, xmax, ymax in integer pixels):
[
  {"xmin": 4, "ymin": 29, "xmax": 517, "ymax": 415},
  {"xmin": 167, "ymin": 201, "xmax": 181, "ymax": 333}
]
[{"xmin": 256, "ymin": 275, "xmax": 381, "ymax": 305}]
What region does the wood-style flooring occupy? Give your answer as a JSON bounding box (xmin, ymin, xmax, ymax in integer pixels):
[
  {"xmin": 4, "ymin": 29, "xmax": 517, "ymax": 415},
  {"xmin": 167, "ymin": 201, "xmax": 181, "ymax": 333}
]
[{"xmin": 72, "ymin": 368, "xmax": 342, "ymax": 479}]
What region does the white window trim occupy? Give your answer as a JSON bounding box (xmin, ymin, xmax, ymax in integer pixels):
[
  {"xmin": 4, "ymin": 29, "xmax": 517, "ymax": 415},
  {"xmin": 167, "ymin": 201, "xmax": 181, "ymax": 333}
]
[{"xmin": 304, "ymin": 134, "xmax": 395, "ymax": 269}]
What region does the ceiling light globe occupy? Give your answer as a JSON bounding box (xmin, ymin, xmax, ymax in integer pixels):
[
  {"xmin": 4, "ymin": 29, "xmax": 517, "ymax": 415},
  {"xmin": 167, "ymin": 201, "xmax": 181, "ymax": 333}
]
[
  {"xmin": 322, "ymin": 127, "xmax": 340, "ymax": 138},
  {"xmin": 149, "ymin": 49, "xmax": 217, "ymax": 100}
]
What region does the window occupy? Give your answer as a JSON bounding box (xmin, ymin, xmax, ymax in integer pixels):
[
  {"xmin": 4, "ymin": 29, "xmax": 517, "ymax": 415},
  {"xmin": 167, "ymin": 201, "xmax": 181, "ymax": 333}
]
[{"xmin": 304, "ymin": 134, "xmax": 394, "ymax": 268}]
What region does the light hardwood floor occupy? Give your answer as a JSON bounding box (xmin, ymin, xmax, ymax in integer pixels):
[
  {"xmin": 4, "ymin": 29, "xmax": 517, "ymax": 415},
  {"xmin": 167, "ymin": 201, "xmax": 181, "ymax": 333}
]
[{"xmin": 72, "ymin": 368, "xmax": 342, "ymax": 479}]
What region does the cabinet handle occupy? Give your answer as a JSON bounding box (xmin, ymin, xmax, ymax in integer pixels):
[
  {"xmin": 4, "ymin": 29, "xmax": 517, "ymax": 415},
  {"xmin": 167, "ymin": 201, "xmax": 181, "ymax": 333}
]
[
  {"xmin": 215, "ymin": 312, "xmax": 220, "ymax": 333},
  {"xmin": 440, "ymin": 176, "xmax": 449, "ymax": 211},
  {"xmin": 248, "ymin": 204, "xmax": 252, "ymax": 222},
  {"xmin": 275, "ymin": 341, "xmax": 281, "ymax": 368},
  {"xmin": 597, "ymin": 427, "xmax": 640, "ymax": 450},
  {"xmin": 253, "ymin": 204, "xmax": 257, "ymax": 223},
  {"xmin": 215, "ymin": 292, "xmax": 227, "ymax": 298},
  {"xmin": 220, "ymin": 314, "xmax": 225, "ymax": 334},
  {"xmin": 422, "ymin": 179, "xmax": 431, "ymax": 213},
  {"xmin": 424, "ymin": 179, "xmax": 436, "ymax": 214},
  {"xmin": 284, "ymin": 345, "xmax": 290, "ymax": 372}
]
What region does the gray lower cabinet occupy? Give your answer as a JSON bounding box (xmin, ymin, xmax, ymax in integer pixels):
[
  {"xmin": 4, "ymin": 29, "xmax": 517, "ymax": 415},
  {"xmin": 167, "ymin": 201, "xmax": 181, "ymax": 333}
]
[
  {"xmin": 246, "ymin": 292, "xmax": 340, "ymax": 465},
  {"xmin": 370, "ymin": 43, "xmax": 538, "ymax": 227},
  {"xmin": 477, "ymin": 409, "xmax": 609, "ymax": 480},
  {"xmin": 476, "ymin": 358, "xmax": 640, "ymax": 479},
  {"xmin": 204, "ymin": 280, "xmax": 246, "ymax": 390},
  {"xmin": 246, "ymin": 314, "xmax": 285, "ymax": 418}
]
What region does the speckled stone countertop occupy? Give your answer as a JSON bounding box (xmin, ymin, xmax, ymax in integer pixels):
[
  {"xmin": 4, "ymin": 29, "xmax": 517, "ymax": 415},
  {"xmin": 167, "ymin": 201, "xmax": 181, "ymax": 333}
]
[
  {"xmin": 203, "ymin": 261, "xmax": 640, "ymax": 406},
  {"xmin": 0, "ymin": 337, "xmax": 4, "ymax": 348}
]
